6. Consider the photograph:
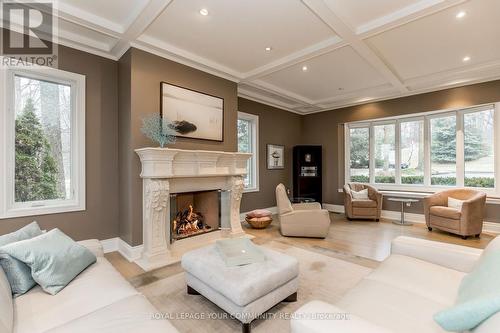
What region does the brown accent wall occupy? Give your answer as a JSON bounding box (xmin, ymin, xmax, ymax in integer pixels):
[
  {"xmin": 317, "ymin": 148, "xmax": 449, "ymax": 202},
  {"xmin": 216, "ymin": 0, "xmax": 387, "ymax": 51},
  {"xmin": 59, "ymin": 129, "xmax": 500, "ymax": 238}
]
[
  {"xmin": 0, "ymin": 45, "xmax": 120, "ymax": 240},
  {"xmin": 302, "ymin": 80, "xmax": 500, "ymax": 222},
  {"xmin": 238, "ymin": 98, "xmax": 303, "ymax": 212},
  {"xmin": 119, "ymin": 48, "xmax": 238, "ymax": 246}
]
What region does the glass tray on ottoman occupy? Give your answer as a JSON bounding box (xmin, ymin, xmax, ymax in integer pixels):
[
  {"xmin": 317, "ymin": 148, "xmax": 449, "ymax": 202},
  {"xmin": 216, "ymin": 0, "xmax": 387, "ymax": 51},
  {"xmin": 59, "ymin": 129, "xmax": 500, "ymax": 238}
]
[{"xmin": 215, "ymin": 238, "xmax": 265, "ymax": 267}]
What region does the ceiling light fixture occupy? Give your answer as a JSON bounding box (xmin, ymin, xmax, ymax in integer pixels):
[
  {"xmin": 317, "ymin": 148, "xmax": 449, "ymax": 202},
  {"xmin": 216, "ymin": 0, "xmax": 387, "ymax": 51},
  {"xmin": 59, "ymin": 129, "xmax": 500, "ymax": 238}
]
[
  {"xmin": 463, "ymin": 56, "xmax": 471, "ymax": 62},
  {"xmin": 199, "ymin": 8, "xmax": 209, "ymax": 16},
  {"xmin": 265, "ymin": 47, "xmax": 272, "ymax": 51},
  {"xmin": 456, "ymin": 11, "xmax": 466, "ymax": 19},
  {"xmin": 302, "ymin": 65, "xmax": 308, "ymax": 71}
]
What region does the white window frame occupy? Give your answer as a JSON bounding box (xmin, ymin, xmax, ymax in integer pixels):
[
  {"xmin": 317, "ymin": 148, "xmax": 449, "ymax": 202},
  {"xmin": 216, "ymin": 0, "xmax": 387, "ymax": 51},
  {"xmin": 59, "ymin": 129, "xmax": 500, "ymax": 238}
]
[
  {"xmin": 0, "ymin": 66, "xmax": 86, "ymax": 219},
  {"xmin": 345, "ymin": 103, "xmax": 499, "ymax": 196},
  {"xmin": 238, "ymin": 111, "xmax": 259, "ymax": 193},
  {"xmin": 399, "ymin": 117, "xmax": 425, "ymax": 187},
  {"xmin": 344, "ymin": 124, "xmax": 370, "ymax": 184},
  {"xmin": 372, "ymin": 120, "xmax": 397, "ymax": 185}
]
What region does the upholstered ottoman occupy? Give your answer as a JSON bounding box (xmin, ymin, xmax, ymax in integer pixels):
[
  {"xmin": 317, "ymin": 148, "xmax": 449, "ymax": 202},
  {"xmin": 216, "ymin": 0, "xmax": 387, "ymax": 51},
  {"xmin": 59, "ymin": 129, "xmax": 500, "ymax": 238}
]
[{"xmin": 181, "ymin": 243, "xmax": 299, "ymax": 333}]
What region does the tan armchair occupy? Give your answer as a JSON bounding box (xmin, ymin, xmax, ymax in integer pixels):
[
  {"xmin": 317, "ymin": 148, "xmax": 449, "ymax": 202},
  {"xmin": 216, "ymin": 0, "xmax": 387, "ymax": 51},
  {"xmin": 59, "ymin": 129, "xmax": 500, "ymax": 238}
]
[
  {"xmin": 275, "ymin": 184, "xmax": 330, "ymax": 238},
  {"xmin": 343, "ymin": 183, "xmax": 383, "ymax": 221},
  {"xmin": 424, "ymin": 189, "xmax": 486, "ymax": 239}
]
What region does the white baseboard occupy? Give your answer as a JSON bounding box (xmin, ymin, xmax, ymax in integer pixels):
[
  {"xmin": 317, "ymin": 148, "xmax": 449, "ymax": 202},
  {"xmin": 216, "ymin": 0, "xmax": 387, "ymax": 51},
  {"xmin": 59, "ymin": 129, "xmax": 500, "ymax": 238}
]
[
  {"xmin": 240, "ymin": 206, "xmax": 278, "ymax": 222},
  {"xmin": 323, "ymin": 203, "xmax": 500, "ymax": 234},
  {"xmin": 118, "ymin": 238, "xmax": 144, "ymax": 262},
  {"xmin": 100, "ymin": 237, "xmax": 119, "ymax": 253},
  {"xmin": 99, "ymin": 237, "xmax": 144, "ymax": 262},
  {"xmin": 484, "ymin": 222, "xmax": 500, "ymax": 234}
]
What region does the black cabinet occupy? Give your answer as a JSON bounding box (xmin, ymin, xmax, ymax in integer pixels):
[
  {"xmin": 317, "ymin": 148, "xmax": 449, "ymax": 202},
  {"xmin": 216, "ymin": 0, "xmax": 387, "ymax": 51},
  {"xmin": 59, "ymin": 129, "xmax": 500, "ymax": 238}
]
[{"xmin": 293, "ymin": 145, "xmax": 322, "ymax": 203}]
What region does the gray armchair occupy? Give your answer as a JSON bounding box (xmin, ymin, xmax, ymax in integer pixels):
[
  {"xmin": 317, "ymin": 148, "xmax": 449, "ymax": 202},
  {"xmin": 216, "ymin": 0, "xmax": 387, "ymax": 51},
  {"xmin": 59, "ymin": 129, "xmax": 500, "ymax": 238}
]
[{"xmin": 275, "ymin": 184, "xmax": 330, "ymax": 238}]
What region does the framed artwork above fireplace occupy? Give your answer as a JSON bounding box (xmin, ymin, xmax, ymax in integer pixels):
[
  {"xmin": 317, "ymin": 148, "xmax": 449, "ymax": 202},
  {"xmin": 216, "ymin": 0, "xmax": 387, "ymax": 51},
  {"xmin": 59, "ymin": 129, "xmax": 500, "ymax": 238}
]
[{"xmin": 160, "ymin": 82, "xmax": 224, "ymax": 142}]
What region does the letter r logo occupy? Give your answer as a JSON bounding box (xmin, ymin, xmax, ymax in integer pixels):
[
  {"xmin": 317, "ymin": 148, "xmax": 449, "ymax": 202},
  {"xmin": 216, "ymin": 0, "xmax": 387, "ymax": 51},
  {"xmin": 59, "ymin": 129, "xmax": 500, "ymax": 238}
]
[{"xmin": 2, "ymin": 2, "xmax": 53, "ymax": 55}]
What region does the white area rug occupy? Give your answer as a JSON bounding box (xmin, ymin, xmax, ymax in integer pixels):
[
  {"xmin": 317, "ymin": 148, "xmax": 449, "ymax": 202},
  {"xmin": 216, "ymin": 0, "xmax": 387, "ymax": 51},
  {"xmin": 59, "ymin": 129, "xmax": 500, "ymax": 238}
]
[{"xmin": 137, "ymin": 241, "xmax": 372, "ymax": 333}]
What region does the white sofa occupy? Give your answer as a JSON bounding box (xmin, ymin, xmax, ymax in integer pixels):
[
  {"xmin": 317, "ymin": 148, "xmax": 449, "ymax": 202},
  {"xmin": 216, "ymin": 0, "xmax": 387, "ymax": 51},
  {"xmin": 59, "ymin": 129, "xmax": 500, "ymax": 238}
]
[
  {"xmin": 292, "ymin": 236, "xmax": 500, "ymax": 333},
  {"xmin": 0, "ymin": 239, "xmax": 178, "ymax": 333}
]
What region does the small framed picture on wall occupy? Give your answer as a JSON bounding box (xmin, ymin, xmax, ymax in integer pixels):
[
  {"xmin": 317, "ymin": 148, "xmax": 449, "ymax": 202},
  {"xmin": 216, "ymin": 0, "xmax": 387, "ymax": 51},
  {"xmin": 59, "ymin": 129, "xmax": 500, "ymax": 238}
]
[{"xmin": 267, "ymin": 144, "xmax": 285, "ymax": 169}]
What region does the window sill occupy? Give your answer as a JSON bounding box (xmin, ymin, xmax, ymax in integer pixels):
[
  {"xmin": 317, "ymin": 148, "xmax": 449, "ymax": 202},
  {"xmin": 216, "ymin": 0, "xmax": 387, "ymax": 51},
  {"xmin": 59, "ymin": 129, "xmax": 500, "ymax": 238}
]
[
  {"xmin": 0, "ymin": 202, "xmax": 86, "ymax": 219},
  {"xmin": 243, "ymin": 187, "xmax": 260, "ymax": 193},
  {"xmin": 338, "ymin": 187, "xmax": 500, "ymax": 204}
]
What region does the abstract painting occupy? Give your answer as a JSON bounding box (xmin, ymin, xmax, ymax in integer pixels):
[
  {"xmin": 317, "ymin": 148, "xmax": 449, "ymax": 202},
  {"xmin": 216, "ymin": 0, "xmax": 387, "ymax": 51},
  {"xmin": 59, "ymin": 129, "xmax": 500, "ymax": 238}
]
[{"xmin": 161, "ymin": 82, "xmax": 224, "ymax": 141}]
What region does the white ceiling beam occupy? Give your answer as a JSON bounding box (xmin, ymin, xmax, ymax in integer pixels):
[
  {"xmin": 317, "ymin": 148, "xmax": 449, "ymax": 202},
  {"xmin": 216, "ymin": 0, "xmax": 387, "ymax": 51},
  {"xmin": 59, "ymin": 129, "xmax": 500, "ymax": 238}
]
[
  {"xmin": 404, "ymin": 59, "xmax": 500, "ymax": 89},
  {"xmin": 301, "ymin": 0, "xmax": 409, "ymax": 94},
  {"xmin": 313, "ymin": 84, "xmax": 396, "ymax": 105},
  {"xmin": 357, "ymin": 0, "xmax": 468, "ymax": 39},
  {"xmin": 130, "ymin": 40, "xmax": 242, "ymax": 82},
  {"xmin": 310, "ymin": 74, "xmax": 500, "ymax": 114},
  {"xmin": 55, "ymin": 2, "xmax": 123, "ymax": 37},
  {"xmin": 249, "ymin": 80, "xmax": 317, "ymax": 105},
  {"xmin": 241, "ymin": 36, "xmax": 345, "ymax": 81},
  {"xmin": 237, "ymin": 87, "xmax": 305, "ymax": 114},
  {"xmin": 111, "ymin": 0, "xmax": 175, "ymax": 59}
]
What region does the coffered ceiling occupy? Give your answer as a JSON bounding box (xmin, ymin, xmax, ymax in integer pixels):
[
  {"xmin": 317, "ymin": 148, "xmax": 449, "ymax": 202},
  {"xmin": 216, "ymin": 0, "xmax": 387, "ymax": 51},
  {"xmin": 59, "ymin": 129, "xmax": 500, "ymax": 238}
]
[{"xmin": 14, "ymin": 0, "xmax": 500, "ymax": 114}]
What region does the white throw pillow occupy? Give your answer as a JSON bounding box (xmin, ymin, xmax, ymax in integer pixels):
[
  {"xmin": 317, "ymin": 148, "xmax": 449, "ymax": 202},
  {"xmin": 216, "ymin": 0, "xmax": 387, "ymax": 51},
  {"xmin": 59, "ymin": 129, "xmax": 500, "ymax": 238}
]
[
  {"xmin": 448, "ymin": 197, "xmax": 464, "ymax": 210},
  {"xmin": 351, "ymin": 189, "xmax": 369, "ymax": 199}
]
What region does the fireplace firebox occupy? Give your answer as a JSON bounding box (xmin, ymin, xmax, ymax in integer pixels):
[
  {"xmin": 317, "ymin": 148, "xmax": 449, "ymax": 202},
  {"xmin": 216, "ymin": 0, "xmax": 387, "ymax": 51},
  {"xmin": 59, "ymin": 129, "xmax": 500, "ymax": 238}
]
[{"xmin": 169, "ymin": 190, "xmax": 221, "ymax": 243}]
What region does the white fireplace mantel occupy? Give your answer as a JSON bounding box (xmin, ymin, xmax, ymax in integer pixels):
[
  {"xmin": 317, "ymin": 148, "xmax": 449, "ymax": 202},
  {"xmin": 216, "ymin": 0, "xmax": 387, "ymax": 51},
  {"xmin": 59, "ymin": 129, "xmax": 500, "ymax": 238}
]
[
  {"xmin": 135, "ymin": 147, "xmax": 252, "ymax": 271},
  {"xmin": 136, "ymin": 147, "xmax": 252, "ymax": 179}
]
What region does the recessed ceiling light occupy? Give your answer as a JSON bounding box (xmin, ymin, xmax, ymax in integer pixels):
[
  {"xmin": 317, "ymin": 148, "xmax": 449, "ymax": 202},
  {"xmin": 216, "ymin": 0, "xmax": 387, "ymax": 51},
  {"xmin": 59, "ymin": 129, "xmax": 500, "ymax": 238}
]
[
  {"xmin": 302, "ymin": 65, "xmax": 308, "ymax": 71},
  {"xmin": 265, "ymin": 47, "xmax": 272, "ymax": 51},
  {"xmin": 199, "ymin": 8, "xmax": 209, "ymax": 16},
  {"xmin": 456, "ymin": 11, "xmax": 466, "ymax": 19},
  {"xmin": 463, "ymin": 56, "xmax": 471, "ymax": 62}
]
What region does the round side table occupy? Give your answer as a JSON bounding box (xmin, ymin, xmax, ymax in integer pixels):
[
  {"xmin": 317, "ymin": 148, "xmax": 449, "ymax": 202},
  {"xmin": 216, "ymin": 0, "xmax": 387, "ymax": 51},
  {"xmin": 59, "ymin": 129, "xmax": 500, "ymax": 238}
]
[{"xmin": 388, "ymin": 197, "xmax": 419, "ymax": 226}]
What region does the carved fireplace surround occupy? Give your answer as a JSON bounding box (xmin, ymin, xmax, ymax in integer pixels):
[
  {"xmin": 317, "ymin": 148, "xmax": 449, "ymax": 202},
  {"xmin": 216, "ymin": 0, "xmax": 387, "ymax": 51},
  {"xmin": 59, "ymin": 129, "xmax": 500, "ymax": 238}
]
[{"xmin": 135, "ymin": 148, "xmax": 252, "ymax": 271}]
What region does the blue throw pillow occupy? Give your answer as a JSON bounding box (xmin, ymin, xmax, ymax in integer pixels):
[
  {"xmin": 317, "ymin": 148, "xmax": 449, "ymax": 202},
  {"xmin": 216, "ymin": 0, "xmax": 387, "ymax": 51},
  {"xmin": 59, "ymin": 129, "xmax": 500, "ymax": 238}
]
[
  {"xmin": 0, "ymin": 221, "xmax": 43, "ymax": 247},
  {"xmin": 0, "ymin": 229, "xmax": 96, "ymax": 295},
  {"xmin": 0, "ymin": 254, "xmax": 35, "ymax": 297},
  {"xmin": 434, "ymin": 249, "xmax": 500, "ymax": 331},
  {"xmin": 0, "ymin": 222, "xmax": 43, "ymax": 296}
]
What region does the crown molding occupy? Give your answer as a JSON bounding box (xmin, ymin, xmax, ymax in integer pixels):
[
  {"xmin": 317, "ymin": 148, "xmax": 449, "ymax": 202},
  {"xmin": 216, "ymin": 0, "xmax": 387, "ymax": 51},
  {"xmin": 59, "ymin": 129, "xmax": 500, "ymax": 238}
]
[
  {"xmin": 56, "ymin": 2, "xmax": 125, "ymax": 36},
  {"xmin": 305, "ymin": 75, "xmax": 500, "ymax": 114},
  {"xmin": 130, "ymin": 40, "xmax": 242, "ymax": 82},
  {"xmin": 237, "ymin": 90, "xmax": 304, "ymax": 115},
  {"xmin": 248, "ymin": 80, "xmax": 316, "ymax": 105}
]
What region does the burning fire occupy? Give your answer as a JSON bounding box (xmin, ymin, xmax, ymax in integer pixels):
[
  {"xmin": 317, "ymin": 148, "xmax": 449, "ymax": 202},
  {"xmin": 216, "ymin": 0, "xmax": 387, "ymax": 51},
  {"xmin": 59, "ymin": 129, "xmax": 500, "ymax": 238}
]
[{"xmin": 172, "ymin": 204, "xmax": 210, "ymax": 238}]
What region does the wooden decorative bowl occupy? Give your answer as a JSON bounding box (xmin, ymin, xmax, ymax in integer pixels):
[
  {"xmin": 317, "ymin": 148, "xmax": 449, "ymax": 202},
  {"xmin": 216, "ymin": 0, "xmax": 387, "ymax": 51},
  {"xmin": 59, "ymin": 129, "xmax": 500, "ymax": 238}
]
[{"xmin": 245, "ymin": 216, "xmax": 273, "ymax": 229}]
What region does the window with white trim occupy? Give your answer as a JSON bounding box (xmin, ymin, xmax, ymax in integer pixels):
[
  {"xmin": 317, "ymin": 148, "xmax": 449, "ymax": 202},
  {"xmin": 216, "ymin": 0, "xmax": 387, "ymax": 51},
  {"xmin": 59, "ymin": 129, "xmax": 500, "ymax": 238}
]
[
  {"xmin": 237, "ymin": 112, "xmax": 259, "ymax": 192},
  {"xmin": 0, "ymin": 66, "xmax": 86, "ymax": 219},
  {"xmin": 345, "ymin": 104, "xmax": 498, "ymax": 194}
]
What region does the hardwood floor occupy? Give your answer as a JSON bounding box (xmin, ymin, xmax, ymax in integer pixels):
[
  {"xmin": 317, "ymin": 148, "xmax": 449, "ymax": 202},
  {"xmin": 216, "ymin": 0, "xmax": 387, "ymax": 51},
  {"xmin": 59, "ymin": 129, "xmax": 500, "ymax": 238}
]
[
  {"xmin": 247, "ymin": 213, "xmax": 493, "ymax": 265},
  {"xmin": 104, "ymin": 251, "xmax": 145, "ymax": 279},
  {"xmin": 106, "ymin": 213, "xmax": 495, "ymax": 278}
]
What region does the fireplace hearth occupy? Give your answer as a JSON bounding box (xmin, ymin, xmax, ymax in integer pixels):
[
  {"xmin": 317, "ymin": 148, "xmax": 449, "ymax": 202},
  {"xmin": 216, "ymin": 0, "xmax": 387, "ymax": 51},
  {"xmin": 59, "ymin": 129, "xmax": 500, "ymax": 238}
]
[{"xmin": 170, "ymin": 190, "xmax": 221, "ymax": 243}]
